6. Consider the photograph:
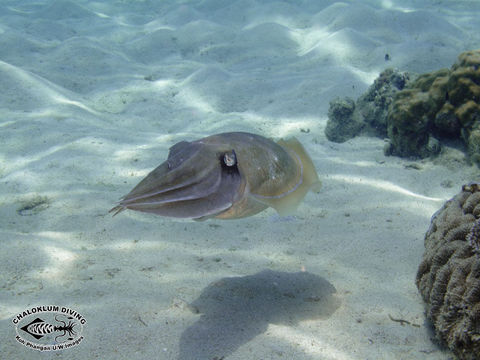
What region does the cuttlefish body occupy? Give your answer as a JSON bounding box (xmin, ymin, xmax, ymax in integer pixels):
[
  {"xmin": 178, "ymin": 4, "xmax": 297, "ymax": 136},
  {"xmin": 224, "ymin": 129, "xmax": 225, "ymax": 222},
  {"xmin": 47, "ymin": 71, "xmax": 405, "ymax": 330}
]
[{"xmin": 110, "ymin": 132, "xmax": 321, "ymax": 220}]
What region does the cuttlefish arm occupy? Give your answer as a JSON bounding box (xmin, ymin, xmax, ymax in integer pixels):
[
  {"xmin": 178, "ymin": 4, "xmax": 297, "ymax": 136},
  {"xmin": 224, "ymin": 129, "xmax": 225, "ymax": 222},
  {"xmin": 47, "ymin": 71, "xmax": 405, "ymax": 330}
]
[{"xmin": 110, "ymin": 132, "xmax": 320, "ymax": 220}]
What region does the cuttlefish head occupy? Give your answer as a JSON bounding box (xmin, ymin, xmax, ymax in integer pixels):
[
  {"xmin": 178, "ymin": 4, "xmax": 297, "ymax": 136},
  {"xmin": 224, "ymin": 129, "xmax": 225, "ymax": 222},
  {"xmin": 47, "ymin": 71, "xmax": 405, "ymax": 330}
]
[{"xmin": 110, "ymin": 139, "xmax": 244, "ymax": 219}]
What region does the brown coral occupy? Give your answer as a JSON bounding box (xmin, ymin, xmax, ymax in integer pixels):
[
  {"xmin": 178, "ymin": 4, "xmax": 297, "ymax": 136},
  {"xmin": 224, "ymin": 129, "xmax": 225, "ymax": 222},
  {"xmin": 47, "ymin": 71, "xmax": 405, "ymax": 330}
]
[
  {"xmin": 416, "ymin": 184, "xmax": 480, "ymax": 359},
  {"xmin": 387, "ymin": 49, "xmax": 480, "ymax": 162}
]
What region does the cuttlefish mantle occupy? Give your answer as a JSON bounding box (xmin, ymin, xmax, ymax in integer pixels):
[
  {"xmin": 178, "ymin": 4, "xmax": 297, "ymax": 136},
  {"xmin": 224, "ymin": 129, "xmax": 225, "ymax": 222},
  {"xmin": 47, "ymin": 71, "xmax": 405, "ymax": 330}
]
[{"xmin": 110, "ymin": 132, "xmax": 321, "ymax": 220}]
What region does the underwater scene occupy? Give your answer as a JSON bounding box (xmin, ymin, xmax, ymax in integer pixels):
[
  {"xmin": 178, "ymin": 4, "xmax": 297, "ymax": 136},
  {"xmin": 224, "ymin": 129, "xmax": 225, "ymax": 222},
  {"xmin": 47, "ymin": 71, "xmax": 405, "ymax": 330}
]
[{"xmin": 1, "ymin": 0, "xmax": 480, "ymax": 359}]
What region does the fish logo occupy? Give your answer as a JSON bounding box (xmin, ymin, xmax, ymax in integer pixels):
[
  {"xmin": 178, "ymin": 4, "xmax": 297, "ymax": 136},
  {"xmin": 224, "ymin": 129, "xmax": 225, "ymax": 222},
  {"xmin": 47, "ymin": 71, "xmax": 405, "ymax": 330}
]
[
  {"xmin": 12, "ymin": 305, "xmax": 86, "ymax": 351},
  {"xmin": 20, "ymin": 316, "xmax": 77, "ymax": 341}
]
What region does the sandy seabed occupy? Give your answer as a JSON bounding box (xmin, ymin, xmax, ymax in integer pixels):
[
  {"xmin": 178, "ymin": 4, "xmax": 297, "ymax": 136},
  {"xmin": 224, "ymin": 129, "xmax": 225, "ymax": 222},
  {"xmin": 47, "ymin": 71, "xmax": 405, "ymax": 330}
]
[{"xmin": 1, "ymin": 1, "xmax": 480, "ymax": 359}]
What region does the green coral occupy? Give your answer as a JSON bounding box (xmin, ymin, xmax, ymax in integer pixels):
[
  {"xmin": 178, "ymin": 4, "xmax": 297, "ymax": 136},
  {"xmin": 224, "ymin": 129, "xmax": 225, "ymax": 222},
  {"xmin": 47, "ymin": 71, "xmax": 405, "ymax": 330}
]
[{"xmin": 387, "ymin": 49, "xmax": 480, "ymax": 162}]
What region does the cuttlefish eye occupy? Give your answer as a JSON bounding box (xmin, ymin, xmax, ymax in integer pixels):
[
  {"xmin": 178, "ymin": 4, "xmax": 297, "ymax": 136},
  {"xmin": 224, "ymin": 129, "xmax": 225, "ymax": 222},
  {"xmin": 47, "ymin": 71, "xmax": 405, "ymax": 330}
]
[{"xmin": 223, "ymin": 150, "xmax": 237, "ymax": 167}]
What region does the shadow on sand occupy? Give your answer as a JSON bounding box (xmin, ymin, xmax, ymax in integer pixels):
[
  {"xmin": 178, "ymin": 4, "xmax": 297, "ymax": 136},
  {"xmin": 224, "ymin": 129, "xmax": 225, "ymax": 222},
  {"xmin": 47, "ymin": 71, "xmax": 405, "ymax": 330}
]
[{"xmin": 178, "ymin": 269, "xmax": 340, "ymax": 360}]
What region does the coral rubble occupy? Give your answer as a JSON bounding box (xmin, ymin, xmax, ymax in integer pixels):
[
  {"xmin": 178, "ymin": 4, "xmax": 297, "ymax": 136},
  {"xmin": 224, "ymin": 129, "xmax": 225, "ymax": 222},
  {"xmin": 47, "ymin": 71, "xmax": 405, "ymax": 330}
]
[{"xmin": 416, "ymin": 183, "xmax": 480, "ymax": 360}]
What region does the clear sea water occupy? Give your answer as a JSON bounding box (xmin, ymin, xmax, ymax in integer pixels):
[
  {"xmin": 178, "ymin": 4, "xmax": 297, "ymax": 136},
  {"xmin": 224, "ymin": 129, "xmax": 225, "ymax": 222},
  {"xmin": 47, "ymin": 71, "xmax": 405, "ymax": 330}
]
[{"xmin": 1, "ymin": 1, "xmax": 479, "ymax": 359}]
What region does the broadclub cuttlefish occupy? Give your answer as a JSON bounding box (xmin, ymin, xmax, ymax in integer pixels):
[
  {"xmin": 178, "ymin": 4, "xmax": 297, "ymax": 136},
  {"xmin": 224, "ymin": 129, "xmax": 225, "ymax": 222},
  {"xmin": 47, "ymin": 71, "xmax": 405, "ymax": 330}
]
[{"xmin": 110, "ymin": 132, "xmax": 321, "ymax": 220}]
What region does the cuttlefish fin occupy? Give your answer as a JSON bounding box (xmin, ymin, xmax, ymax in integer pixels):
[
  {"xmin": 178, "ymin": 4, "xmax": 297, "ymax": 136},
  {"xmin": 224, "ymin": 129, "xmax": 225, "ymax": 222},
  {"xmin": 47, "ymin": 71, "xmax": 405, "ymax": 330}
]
[
  {"xmin": 109, "ymin": 205, "xmax": 125, "ymax": 216},
  {"xmin": 258, "ymin": 137, "xmax": 321, "ymax": 216}
]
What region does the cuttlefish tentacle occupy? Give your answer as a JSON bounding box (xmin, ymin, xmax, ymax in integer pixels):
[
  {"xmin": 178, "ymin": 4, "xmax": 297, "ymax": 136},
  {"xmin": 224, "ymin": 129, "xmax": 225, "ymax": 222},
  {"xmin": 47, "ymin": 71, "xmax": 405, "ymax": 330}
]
[{"xmin": 110, "ymin": 132, "xmax": 320, "ymax": 220}]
